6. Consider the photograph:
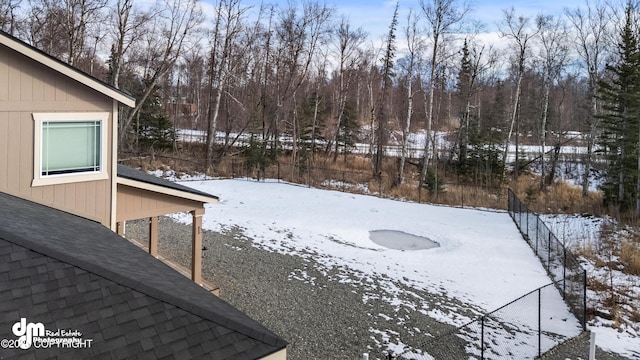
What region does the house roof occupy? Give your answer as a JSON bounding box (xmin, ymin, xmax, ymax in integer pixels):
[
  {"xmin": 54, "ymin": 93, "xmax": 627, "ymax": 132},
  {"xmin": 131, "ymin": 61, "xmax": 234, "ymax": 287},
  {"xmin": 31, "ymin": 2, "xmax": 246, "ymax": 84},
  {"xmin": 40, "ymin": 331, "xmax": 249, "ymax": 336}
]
[
  {"xmin": 0, "ymin": 191, "xmax": 286, "ymax": 359},
  {"xmin": 117, "ymin": 165, "xmax": 219, "ymax": 204},
  {"xmin": 0, "ymin": 30, "xmax": 135, "ymax": 108}
]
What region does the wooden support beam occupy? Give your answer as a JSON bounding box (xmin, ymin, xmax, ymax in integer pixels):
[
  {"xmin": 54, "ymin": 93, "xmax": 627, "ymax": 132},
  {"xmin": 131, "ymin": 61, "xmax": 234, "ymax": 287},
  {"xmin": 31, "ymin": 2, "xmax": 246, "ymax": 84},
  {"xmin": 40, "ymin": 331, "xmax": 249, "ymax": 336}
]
[
  {"xmin": 116, "ymin": 221, "xmax": 125, "ymax": 236},
  {"xmin": 191, "ymin": 209, "xmax": 204, "ymax": 285},
  {"xmin": 149, "ymin": 216, "xmax": 158, "ymax": 257}
]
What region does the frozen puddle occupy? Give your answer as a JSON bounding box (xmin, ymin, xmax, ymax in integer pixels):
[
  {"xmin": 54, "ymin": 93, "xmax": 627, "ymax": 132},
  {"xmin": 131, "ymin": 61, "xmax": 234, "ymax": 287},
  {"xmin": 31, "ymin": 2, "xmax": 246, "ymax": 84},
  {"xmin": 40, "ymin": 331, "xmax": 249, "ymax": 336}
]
[{"xmin": 369, "ymin": 230, "xmax": 440, "ymax": 250}]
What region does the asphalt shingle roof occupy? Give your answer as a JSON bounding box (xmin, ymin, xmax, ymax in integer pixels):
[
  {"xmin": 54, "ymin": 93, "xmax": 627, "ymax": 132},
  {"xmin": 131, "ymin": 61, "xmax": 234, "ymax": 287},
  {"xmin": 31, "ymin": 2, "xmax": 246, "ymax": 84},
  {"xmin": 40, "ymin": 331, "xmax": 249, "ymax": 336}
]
[
  {"xmin": 117, "ymin": 164, "xmax": 219, "ymax": 201},
  {"xmin": 0, "ymin": 192, "xmax": 286, "ymax": 359}
]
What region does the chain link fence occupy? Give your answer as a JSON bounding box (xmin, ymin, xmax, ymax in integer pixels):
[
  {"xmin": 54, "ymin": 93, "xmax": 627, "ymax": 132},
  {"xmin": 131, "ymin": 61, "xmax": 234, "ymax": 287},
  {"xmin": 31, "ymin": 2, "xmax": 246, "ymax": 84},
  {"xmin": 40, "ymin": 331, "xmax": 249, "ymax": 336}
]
[
  {"xmin": 125, "ymin": 153, "xmax": 588, "ymax": 359},
  {"xmin": 507, "ymin": 189, "xmax": 587, "ymax": 329},
  {"xmin": 121, "ymin": 152, "xmax": 507, "ymax": 209},
  {"xmin": 379, "ymin": 190, "xmax": 588, "ymax": 360},
  {"xmin": 227, "ymin": 158, "xmax": 507, "ymax": 208},
  {"xmin": 392, "ymin": 282, "xmax": 583, "ymax": 360},
  {"xmin": 230, "ymin": 159, "xmax": 393, "ymax": 195}
]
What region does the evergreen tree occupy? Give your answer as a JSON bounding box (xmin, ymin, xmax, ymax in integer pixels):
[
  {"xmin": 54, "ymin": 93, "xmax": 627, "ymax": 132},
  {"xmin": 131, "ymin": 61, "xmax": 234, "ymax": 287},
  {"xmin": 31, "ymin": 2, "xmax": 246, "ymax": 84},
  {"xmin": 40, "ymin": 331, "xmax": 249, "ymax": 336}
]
[
  {"xmin": 597, "ymin": 2, "xmax": 640, "ymax": 213},
  {"xmin": 133, "ymin": 76, "xmax": 175, "ymax": 150},
  {"xmin": 297, "ymin": 92, "xmax": 327, "ymax": 167},
  {"xmin": 336, "ymin": 100, "xmax": 359, "ymax": 158},
  {"xmin": 373, "ymin": 2, "xmax": 399, "ymax": 176},
  {"xmin": 456, "ymin": 39, "xmax": 473, "ymax": 174}
]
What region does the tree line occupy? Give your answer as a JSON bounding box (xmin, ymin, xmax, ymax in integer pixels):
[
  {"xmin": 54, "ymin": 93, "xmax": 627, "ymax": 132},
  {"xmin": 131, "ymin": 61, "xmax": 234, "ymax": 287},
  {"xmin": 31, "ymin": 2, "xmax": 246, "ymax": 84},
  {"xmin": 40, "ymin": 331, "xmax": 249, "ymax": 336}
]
[{"xmin": 2, "ymin": 0, "xmax": 640, "ymax": 215}]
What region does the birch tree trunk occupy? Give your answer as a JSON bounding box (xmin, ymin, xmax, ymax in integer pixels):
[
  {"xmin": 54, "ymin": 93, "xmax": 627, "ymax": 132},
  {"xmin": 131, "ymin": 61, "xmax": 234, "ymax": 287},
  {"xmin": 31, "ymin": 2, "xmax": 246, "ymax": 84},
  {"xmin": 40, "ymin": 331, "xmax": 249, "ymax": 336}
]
[
  {"xmin": 499, "ymin": 8, "xmax": 538, "ymax": 181},
  {"xmin": 418, "ymin": 0, "xmax": 469, "ymax": 188},
  {"xmin": 565, "ymin": 2, "xmax": 610, "ymax": 197}
]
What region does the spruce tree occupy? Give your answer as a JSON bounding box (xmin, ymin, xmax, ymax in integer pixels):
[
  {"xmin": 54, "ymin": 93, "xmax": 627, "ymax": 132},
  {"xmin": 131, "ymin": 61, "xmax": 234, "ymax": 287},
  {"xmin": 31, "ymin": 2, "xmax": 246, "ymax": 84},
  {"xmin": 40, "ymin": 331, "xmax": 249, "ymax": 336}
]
[
  {"xmin": 597, "ymin": 3, "xmax": 640, "ymax": 213},
  {"xmin": 456, "ymin": 39, "xmax": 473, "ymax": 176},
  {"xmin": 373, "ymin": 2, "xmax": 399, "ymax": 177}
]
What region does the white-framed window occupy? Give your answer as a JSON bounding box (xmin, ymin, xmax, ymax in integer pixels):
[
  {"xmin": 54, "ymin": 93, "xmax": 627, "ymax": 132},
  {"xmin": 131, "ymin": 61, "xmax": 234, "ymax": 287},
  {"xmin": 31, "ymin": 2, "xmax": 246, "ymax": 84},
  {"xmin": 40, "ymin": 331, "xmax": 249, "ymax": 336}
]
[{"xmin": 32, "ymin": 112, "xmax": 109, "ymax": 187}]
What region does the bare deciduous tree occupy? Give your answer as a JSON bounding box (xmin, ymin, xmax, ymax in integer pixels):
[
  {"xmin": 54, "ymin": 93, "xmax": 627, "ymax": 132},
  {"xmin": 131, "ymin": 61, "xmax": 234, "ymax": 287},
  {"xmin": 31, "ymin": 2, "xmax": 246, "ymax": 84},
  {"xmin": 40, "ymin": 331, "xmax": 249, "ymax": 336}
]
[
  {"xmin": 536, "ymin": 13, "xmax": 569, "ymax": 188},
  {"xmin": 271, "ymin": 1, "xmax": 334, "ymax": 164},
  {"xmin": 565, "ymin": 0, "xmax": 612, "ymax": 196},
  {"xmin": 499, "ymin": 7, "xmax": 540, "ymax": 180},
  {"xmin": 119, "ymin": 0, "xmax": 203, "ymax": 151},
  {"xmin": 108, "ymin": 0, "xmax": 150, "ymax": 89},
  {"xmin": 204, "ymin": 0, "xmax": 262, "ymax": 169},
  {"xmin": 26, "ymin": 0, "xmax": 107, "ymax": 67},
  {"xmin": 419, "ymin": 0, "xmax": 471, "ymax": 187},
  {"xmin": 331, "ymin": 17, "xmax": 366, "ymax": 162},
  {"xmin": 0, "ymin": 0, "xmax": 20, "ymax": 34},
  {"xmin": 398, "ymin": 9, "xmax": 425, "ymax": 184}
]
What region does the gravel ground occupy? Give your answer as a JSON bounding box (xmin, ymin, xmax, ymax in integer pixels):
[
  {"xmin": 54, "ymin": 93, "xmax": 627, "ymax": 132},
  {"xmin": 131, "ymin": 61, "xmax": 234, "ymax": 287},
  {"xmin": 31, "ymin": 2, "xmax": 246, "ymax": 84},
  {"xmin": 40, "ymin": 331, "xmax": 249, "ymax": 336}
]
[
  {"xmin": 124, "ymin": 217, "xmax": 633, "ymax": 360},
  {"xmin": 540, "ymin": 331, "xmax": 633, "ymax": 360}
]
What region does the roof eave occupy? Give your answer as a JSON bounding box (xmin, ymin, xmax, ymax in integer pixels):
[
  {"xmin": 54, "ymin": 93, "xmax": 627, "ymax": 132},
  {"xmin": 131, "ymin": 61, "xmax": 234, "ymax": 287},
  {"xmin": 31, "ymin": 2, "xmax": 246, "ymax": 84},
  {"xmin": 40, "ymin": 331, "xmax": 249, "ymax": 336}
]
[{"xmin": 117, "ymin": 176, "xmax": 220, "ymax": 204}]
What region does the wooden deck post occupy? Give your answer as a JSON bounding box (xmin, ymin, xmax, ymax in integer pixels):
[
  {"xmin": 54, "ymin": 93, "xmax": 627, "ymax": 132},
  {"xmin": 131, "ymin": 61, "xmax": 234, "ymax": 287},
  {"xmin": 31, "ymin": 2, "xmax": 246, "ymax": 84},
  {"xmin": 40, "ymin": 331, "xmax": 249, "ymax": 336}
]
[
  {"xmin": 191, "ymin": 208, "xmax": 204, "ymax": 285},
  {"xmin": 116, "ymin": 221, "xmax": 125, "ymax": 236},
  {"xmin": 149, "ymin": 216, "xmax": 158, "ymax": 257}
]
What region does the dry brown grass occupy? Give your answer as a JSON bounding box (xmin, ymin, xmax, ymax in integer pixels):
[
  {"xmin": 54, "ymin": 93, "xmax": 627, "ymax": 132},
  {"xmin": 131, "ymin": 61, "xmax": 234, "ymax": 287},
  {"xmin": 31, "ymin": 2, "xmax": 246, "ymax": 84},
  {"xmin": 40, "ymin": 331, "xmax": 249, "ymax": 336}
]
[
  {"xmin": 510, "ymin": 176, "xmax": 603, "ymax": 215},
  {"xmin": 436, "ymin": 184, "xmax": 507, "ymax": 209},
  {"xmin": 620, "ymin": 238, "xmax": 640, "ymax": 275},
  {"xmin": 317, "ymin": 154, "xmax": 373, "ymax": 173},
  {"xmin": 125, "ymin": 150, "xmax": 608, "ymax": 215}
]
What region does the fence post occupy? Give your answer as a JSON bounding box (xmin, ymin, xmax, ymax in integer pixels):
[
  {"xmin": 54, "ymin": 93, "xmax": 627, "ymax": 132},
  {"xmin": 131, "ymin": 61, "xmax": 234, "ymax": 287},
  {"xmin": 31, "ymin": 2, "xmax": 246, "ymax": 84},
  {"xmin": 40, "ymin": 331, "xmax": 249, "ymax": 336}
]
[
  {"xmin": 548, "ymin": 232, "xmax": 552, "ymax": 266},
  {"xmin": 583, "ymin": 269, "xmax": 588, "ymax": 330},
  {"xmin": 538, "ymin": 287, "xmax": 542, "ymax": 359},
  {"xmin": 563, "ymin": 247, "xmax": 567, "ymax": 298},
  {"xmin": 525, "ymin": 208, "xmax": 531, "ymax": 241},
  {"xmin": 509, "ymin": 189, "xmax": 588, "ymax": 334},
  {"xmin": 519, "ymin": 202, "xmax": 523, "ymax": 230},
  {"xmin": 307, "ymin": 158, "xmax": 311, "ymax": 187},
  {"xmin": 589, "ymin": 332, "xmax": 596, "ymax": 360},
  {"xmin": 481, "ymin": 316, "xmax": 485, "ymax": 360},
  {"xmin": 536, "ymin": 221, "xmax": 540, "ymax": 258}
]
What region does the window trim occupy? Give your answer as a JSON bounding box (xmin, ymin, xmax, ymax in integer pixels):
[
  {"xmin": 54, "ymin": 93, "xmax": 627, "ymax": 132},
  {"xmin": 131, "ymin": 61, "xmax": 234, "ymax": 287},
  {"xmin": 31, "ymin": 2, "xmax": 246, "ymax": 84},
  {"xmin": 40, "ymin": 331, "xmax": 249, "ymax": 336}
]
[{"xmin": 32, "ymin": 112, "xmax": 109, "ymax": 187}]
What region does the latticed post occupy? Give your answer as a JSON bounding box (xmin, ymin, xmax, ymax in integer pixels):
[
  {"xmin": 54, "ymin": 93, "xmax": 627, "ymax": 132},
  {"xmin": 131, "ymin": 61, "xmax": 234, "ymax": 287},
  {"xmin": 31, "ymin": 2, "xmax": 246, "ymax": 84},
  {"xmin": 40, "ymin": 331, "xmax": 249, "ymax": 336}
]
[{"xmin": 519, "ymin": 201, "xmax": 523, "ymax": 229}]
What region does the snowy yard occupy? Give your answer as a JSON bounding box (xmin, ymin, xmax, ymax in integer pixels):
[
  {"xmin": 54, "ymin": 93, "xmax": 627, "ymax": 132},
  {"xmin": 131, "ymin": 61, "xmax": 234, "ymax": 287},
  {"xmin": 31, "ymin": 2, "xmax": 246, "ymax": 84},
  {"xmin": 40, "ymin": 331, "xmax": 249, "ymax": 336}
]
[{"xmin": 158, "ymin": 177, "xmax": 617, "ymax": 358}]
